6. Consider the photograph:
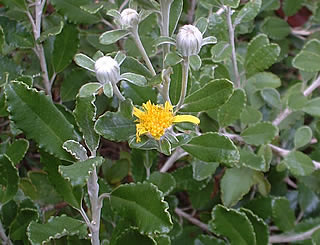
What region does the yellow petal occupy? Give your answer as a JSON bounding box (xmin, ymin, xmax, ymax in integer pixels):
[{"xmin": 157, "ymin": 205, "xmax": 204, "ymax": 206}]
[
  {"xmin": 173, "ymin": 115, "xmax": 200, "ymax": 124},
  {"xmin": 133, "ymin": 107, "xmax": 144, "ymax": 118},
  {"xmin": 165, "ymin": 101, "xmax": 173, "ymax": 111}
]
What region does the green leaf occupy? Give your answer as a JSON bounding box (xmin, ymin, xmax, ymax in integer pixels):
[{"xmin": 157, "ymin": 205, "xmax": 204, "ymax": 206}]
[
  {"xmin": 240, "ymin": 106, "xmax": 262, "ymax": 125},
  {"xmin": 241, "ymin": 122, "xmax": 278, "ymax": 146},
  {"xmin": 283, "ymin": 0, "xmax": 303, "ymax": 16},
  {"xmin": 181, "ymin": 79, "xmax": 234, "ymax": 112},
  {"xmin": 190, "ymin": 55, "xmax": 202, "ymax": 71},
  {"xmin": 78, "ymin": 82, "xmax": 101, "ymax": 97},
  {"xmin": 192, "ymin": 159, "xmax": 219, "ymax": 181},
  {"xmin": 147, "ymin": 172, "xmax": 176, "ymax": 196},
  {"xmin": 5, "ymin": 139, "xmax": 29, "ymax": 164},
  {"xmin": 110, "ymin": 182, "xmax": 172, "ymax": 234},
  {"xmin": 169, "ymin": 0, "xmax": 183, "ymax": 36},
  {"xmin": 235, "ymin": 0, "xmax": 262, "ymax": 26},
  {"xmin": 38, "ymin": 20, "xmax": 64, "ymax": 43},
  {"xmin": 247, "ymin": 72, "xmax": 281, "ymax": 89},
  {"xmin": 95, "ymin": 111, "xmax": 136, "ymax": 142},
  {"xmin": 121, "ymin": 57, "xmax": 152, "ymax": 78},
  {"xmin": 288, "ymin": 92, "xmax": 308, "ymax": 110},
  {"xmin": 106, "ymin": 159, "xmax": 130, "ymax": 185},
  {"xmin": 62, "ymin": 140, "xmax": 87, "ymax": 161},
  {"xmin": 292, "ymin": 39, "xmax": 320, "ymax": 72},
  {"xmin": 121, "ymin": 81, "xmax": 157, "ymax": 105},
  {"xmin": 271, "ymin": 197, "xmax": 295, "ymax": 231},
  {"xmin": 218, "ymin": 89, "xmax": 246, "ymax": 126},
  {"xmin": 40, "ymin": 152, "xmax": 83, "ymax": 209},
  {"xmin": 80, "ymin": 2, "xmax": 104, "ymax": 14},
  {"xmin": 239, "ymin": 149, "xmax": 267, "ymax": 172},
  {"xmin": 5, "ymin": 82, "xmax": 77, "ymax": 161},
  {"xmin": 240, "ymin": 208, "xmax": 269, "ymax": 245},
  {"xmin": 202, "ymin": 36, "xmax": 217, "ymax": 46},
  {"xmin": 194, "ymin": 234, "xmax": 227, "ymax": 245},
  {"xmin": 211, "ymin": 41, "xmax": 232, "ymax": 62},
  {"xmin": 99, "ymin": 29, "xmax": 130, "ymax": 45},
  {"xmin": 0, "ymin": 155, "xmax": 18, "ymax": 204},
  {"xmin": 221, "ymin": 167, "xmax": 256, "ymax": 207},
  {"xmin": 74, "ymin": 94, "xmax": 100, "ymax": 153},
  {"xmin": 209, "ymin": 204, "xmax": 256, "ymax": 245},
  {"xmin": 74, "ymin": 53, "xmax": 95, "ymax": 72},
  {"xmin": 53, "ymin": 24, "xmax": 80, "ymax": 73},
  {"xmin": 116, "ymin": 229, "xmax": 156, "ymax": 245},
  {"xmin": 0, "ymin": 26, "xmax": 4, "ymax": 53},
  {"xmin": 121, "ymin": 72, "xmax": 147, "ymax": 87},
  {"xmin": 182, "ymin": 133, "xmax": 240, "ymax": 166},
  {"xmin": 261, "ymin": 88, "xmax": 281, "ymax": 109},
  {"xmin": 169, "ymin": 64, "xmax": 182, "ymax": 105},
  {"xmin": 27, "ymin": 215, "xmax": 88, "ymax": 245},
  {"xmin": 245, "ymin": 34, "xmax": 280, "ymax": 77},
  {"xmin": 294, "ymin": 126, "xmax": 312, "ymax": 149},
  {"xmin": 302, "ymin": 97, "xmax": 320, "ymax": 117},
  {"xmin": 220, "ymin": 0, "xmax": 240, "ymax": 8},
  {"xmin": 50, "ymin": 0, "xmax": 100, "ymax": 24},
  {"xmin": 260, "ymin": 17, "xmax": 290, "ymax": 40},
  {"xmin": 195, "ymin": 17, "xmax": 208, "ymax": 34},
  {"xmin": 103, "ymin": 82, "xmax": 113, "ymax": 98},
  {"xmin": 59, "ymin": 156, "xmax": 104, "ymax": 187},
  {"xmin": 165, "ymin": 52, "xmax": 183, "ymax": 67},
  {"xmin": 284, "ymin": 151, "xmax": 315, "ymax": 176},
  {"xmin": 261, "ymin": 0, "xmax": 280, "ymax": 11}
]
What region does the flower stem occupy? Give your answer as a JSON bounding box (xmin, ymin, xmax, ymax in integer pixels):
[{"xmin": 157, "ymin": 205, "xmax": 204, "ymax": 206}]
[
  {"xmin": 225, "ymin": 6, "xmax": 240, "ymax": 88},
  {"xmin": 160, "ymin": 147, "xmax": 188, "ymax": 172},
  {"xmin": 160, "ymin": 0, "xmax": 173, "ymax": 59},
  {"xmin": 175, "ymin": 56, "xmax": 190, "ymax": 111},
  {"xmin": 112, "ymin": 82, "xmax": 125, "ymax": 101}
]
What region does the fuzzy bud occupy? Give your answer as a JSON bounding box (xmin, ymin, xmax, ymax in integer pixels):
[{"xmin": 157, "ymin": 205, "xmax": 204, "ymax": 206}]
[
  {"xmin": 120, "ymin": 8, "xmax": 139, "ymax": 29},
  {"xmin": 94, "ymin": 56, "xmax": 120, "ymax": 85},
  {"xmin": 176, "ymin": 25, "xmax": 203, "ymax": 57}
]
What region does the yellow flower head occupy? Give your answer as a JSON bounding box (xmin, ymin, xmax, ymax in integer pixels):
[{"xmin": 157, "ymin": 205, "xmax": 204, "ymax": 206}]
[{"xmin": 133, "ymin": 100, "xmax": 200, "ymax": 142}]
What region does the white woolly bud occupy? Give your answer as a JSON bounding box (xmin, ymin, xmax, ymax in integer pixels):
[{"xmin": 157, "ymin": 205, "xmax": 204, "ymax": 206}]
[
  {"xmin": 176, "ymin": 25, "xmax": 203, "ymax": 57},
  {"xmin": 120, "ymin": 8, "xmax": 139, "ymax": 29},
  {"xmin": 94, "ymin": 56, "xmax": 120, "ymax": 85}
]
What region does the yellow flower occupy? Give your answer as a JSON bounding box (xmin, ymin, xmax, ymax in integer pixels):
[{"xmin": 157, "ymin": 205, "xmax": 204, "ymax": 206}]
[{"xmin": 133, "ymin": 100, "xmax": 200, "ymax": 142}]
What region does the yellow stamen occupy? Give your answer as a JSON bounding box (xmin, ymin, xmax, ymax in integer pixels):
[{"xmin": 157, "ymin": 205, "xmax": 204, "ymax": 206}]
[{"xmin": 133, "ymin": 100, "xmax": 200, "ymax": 142}]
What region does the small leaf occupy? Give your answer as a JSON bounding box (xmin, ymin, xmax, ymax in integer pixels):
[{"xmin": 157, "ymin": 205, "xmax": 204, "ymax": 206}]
[
  {"xmin": 115, "ymin": 51, "xmax": 126, "ymax": 66},
  {"xmin": 294, "ymin": 126, "xmax": 312, "ymax": 149},
  {"xmin": 99, "ymin": 29, "xmax": 130, "ymax": 45},
  {"xmin": 27, "ymin": 215, "xmax": 87, "ymax": 245},
  {"xmin": 283, "ymin": 0, "xmax": 303, "ymax": 16},
  {"xmin": 221, "ymin": 167, "xmax": 256, "ymax": 207},
  {"xmin": 5, "ymin": 139, "xmax": 29, "ymax": 164},
  {"xmin": 192, "ymin": 159, "xmax": 219, "ymax": 181},
  {"xmin": 288, "ymin": 92, "xmax": 308, "ymax": 110},
  {"xmin": 74, "ymin": 53, "xmax": 95, "ymax": 72},
  {"xmin": 241, "ymin": 122, "xmax": 278, "ymax": 146},
  {"xmin": 80, "ymin": 2, "xmax": 104, "ymax": 14},
  {"xmin": 182, "ymin": 133, "xmax": 240, "ymax": 166},
  {"xmin": 5, "ymin": 82, "xmax": 77, "ymax": 161},
  {"xmin": 195, "ymin": 17, "xmax": 208, "ymax": 34},
  {"xmin": 189, "ymin": 55, "xmax": 202, "ymax": 71},
  {"xmin": 110, "ymin": 182, "xmax": 172, "ymax": 234},
  {"xmin": 292, "ymin": 39, "xmax": 320, "ymax": 72},
  {"xmin": 181, "ymin": 79, "xmax": 234, "ymax": 112},
  {"xmin": 62, "ymin": 140, "xmax": 88, "ymax": 161},
  {"xmin": 164, "ymin": 52, "xmax": 183, "ymax": 66},
  {"xmin": 240, "ymin": 106, "xmax": 262, "ymax": 125},
  {"xmin": 0, "ymin": 155, "xmax": 18, "ymax": 204},
  {"xmin": 78, "ymin": 82, "xmax": 101, "ymax": 97},
  {"xmin": 302, "ymin": 97, "xmax": 320, "ymax": 117},
  {"xmin": 247, "ymin": 72, "xmax": 281, "ymax": 89},
  {"xmin": 235, "ymin": 0, "xmax": 262, "ymax": 26},
  {"xmin": 169, "ymin": 0, "xmax": 183, "ymax": 36},
  {"xmin": 38, "ymin": 21, "xmax": 64, "ymax": 43},
  {"xmin": 103, "ymin": 82, "xmax": 113, "ymax": 98},
  {"xmin": 59, "ymin": 156, "xmax": 104, "ymax": 187},
  {"xmin": 147, "ymin": 172, "xmax": 176, "ymax": 196},
  {"xmin": 154, "ymin": 36, "xmax": 176, "ymax": 47},
  {"xmin": 202, "ymin": 36, "xmax": 217, "ymax": 46},
  {"xmin": 211, "ymin": 41, "xmax": 232, "ymax": 62},
  {"xmin": 260, "ymin": 16, "xmax": 290, "ymax": 40},
  {"xmin": 271, "ymin": 197, "xmax": 295, "ymax": 231},
  {"xmin": 53, "ymin": 24, "xmax": 80, "ymax": 73},
  {"xmin": 121, "ymin": 72, "xmax": 147, "ymax": 87},
  {"xmin": 95, "ymin": 111, "xmax": 136, "ymax": 142},
  {"xmin": 121, "ymin": 81, "xmax": 157, "ymax": 105},
  {"xmin": 261, "ymin": 88, "xmax": 281, "ymax": 109},
  {"xmin": 284, "ymin": 151, "xmax": 314, "ymax": 176},
  {"xmin": 239, "ymin": 149, "xmax": 267, "ymax": 172},
  {"xmin": 209, "ymin": 204, "xmax": 256, "ymax": 245}
]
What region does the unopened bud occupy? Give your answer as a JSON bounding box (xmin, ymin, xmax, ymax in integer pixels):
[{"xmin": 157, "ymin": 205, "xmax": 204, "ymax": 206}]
[
  {"xmin": 120, "ymin": 8, "xmax": 139, "ymax": 29},
  {"xmin": 94, "ymin": 56, "xmax": 120, "ymax": 85},
  {"xmin": 176, "ymin": 25, "xmax": 203, "ymax": 57}
]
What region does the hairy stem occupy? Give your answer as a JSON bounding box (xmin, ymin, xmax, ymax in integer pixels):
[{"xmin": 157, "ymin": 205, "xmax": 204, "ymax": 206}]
[
  {"xmin": 175, "ymin": 56, "xmax": 190, "ymax": 111},
  {"xmin": 160, "ymin": 0, "xmax": 173, "ymax": 59},
  {"xmin": 0, "ymin": 219, "xmax": 13, "ymax": 245},
  {"xmin": 175, "ymin": 208, "xmax": 211, "ymax": 233},
  {"xmin": 112, "ymin": 82, "xmax": 125, "ymax": 101},
  {"xmin": 225, "ymin": 6, "xmax": 240, "ymax": 88},
  {"xmin": 160, "ymin": 147, "xmax": 188, "ymax": 172}
]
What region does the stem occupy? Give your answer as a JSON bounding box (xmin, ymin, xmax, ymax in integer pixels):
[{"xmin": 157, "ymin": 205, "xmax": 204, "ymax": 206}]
[
  {"xmin": 162, "ymin": 67, "xmax": 173, "ymax": 104},
  {"xmin": 175, "ymin": 56, "xmax": 190, "ymax": 111},
  {"xmin": 112, "ymin": 82, "xmax": 125, "ymax": 101},
  {"xmin": 87, "ymin": 166, "xmax": 101, "ymax": 245},
  {"xmin": 187, "ymin": 0, "xmax": 197, "ymax": 24},
  {"xmin": 131, "ymin": 27, "xmax": 156, "ymax": 76},
  {"xmin": 160, "ymin": 0, "xmax": 173, "ymax": 59},
  {"xmin": 273, "ymin": 74, "xmax": 320, "ymax": 126},
  {"xmin": 160, "ymin": 147, "xmax": 188, "ymax": 172},
  {"xmin": 225, "ymin": 6, "xmax": 240, "ymax": 88},
  {"xmin": 269, "ymin": 225, "xmax": 320, "ymax": 243},
  {"xmin": 0, "ymin": 219, "xmax": 13, "ymax": 245},
  {"xmin": 175, "ymin": 208, "xmax": 211, "ymax": 233}
]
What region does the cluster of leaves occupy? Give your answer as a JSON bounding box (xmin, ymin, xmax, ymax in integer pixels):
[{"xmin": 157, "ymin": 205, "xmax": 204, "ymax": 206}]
[{"xmin": 1, "ymin": 0, "xmax": 320, "ymax": 245}]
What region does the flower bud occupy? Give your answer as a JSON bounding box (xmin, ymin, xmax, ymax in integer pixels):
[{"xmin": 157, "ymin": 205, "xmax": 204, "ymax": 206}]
[
  {"xmin": 176, "ymin": 25, "xmax": 203, "ymax": 57},
  {"xmin": 120, "ymin": 8, "xmax": 139, "ymax": 29},
  {"xmin": 94, "ymin": 56, "xmax": 120, "ymax": 85}
]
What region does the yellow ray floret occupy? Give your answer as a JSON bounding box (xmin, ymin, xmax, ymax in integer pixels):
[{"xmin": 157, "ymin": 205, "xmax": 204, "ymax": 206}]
[{"xmin": 133, "ymin": 100, "xmax": 200, "ymax": 142}]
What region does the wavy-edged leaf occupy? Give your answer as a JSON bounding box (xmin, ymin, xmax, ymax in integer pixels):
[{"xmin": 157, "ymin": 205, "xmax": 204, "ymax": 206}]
[
  {"xmin": 110, "ymin": 182, "xmax": 173, "ymax": 234},
  {"xmin": 284, "ymin": 151, "xmax": 315, "ymax": 176},
  {"xmin": 38, "ymin": 21, "xmax": 64, "ymax": 43},
  {"xmin": 99, "ymin": 29, "xmax": 130, "ymax": 45},
  {"xmin": 121, "ymin": 72, "xmax": 147, "ymax": 87},
  {"xmin": 181, "ymin": 79, "xmax": 234, "ymax": 112},
  {"xmin": 241, "ymin": 122, "xmax": 278, "ymax": 146},
  {"xmin": 302, "ymin": 97, "xmax": 320, "ymax": 117},
  {"xmin": 260, "ymin": 16, "xmax": 290, "ymax": 40},
  {"xmin": 271, "ymin": 197, "xmax": 295, "ymax": 232},
  {"xmin": 292, "ymin": 39, "xmax": 320, "ymax": 72},
  {"xmin": 74, "ymin": 53, "xmax": 95, "ymax": 72},
  {"xmin": 182, "ymin": 133, "xmax": 239, "ymax": 166},
  {"xmin": 116, "ymin": 228, "xmax": 156, "ymax": 245},
  {"xmin": 5, "ymin": 138, "xmax": 29, "ymax": 164},
  {"xmin": 62, "ymin": 140, "xmax": 87, "ymax": 161},
  {"xmin": 59, "ymin": 156, "xmax": 104, "ymax": 187},
  {"xmin": 209, "ymin": 204, "xmax": 256, "ymax": 245},
  {"xmin": 192, "ymin": 159, "xmax": 219, "ymax": 181},
  {"xmin": 294, "ymin": 126, "xmax": 312, "ymax": 149},
  {"xmin": 50, "ymin": 0, "xmax": 100, "ymax": 24},
  {"xmin": 0, "ymin": 155, "xmax": 18, "ymax": 204},
  {"xmin": 147, "ymin": 172, "xmax": 176, "ymax": 196},
  {"xmin": 5, "ymin": 82, "xmax": 77, "ymax": 161},
  {"xmin": 235, "ymin": 0, "xmax": 262, "ymax": 26},
  {"xmin": 27, "ymin": 215, "xmax": 87, "ymax": 245}
]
